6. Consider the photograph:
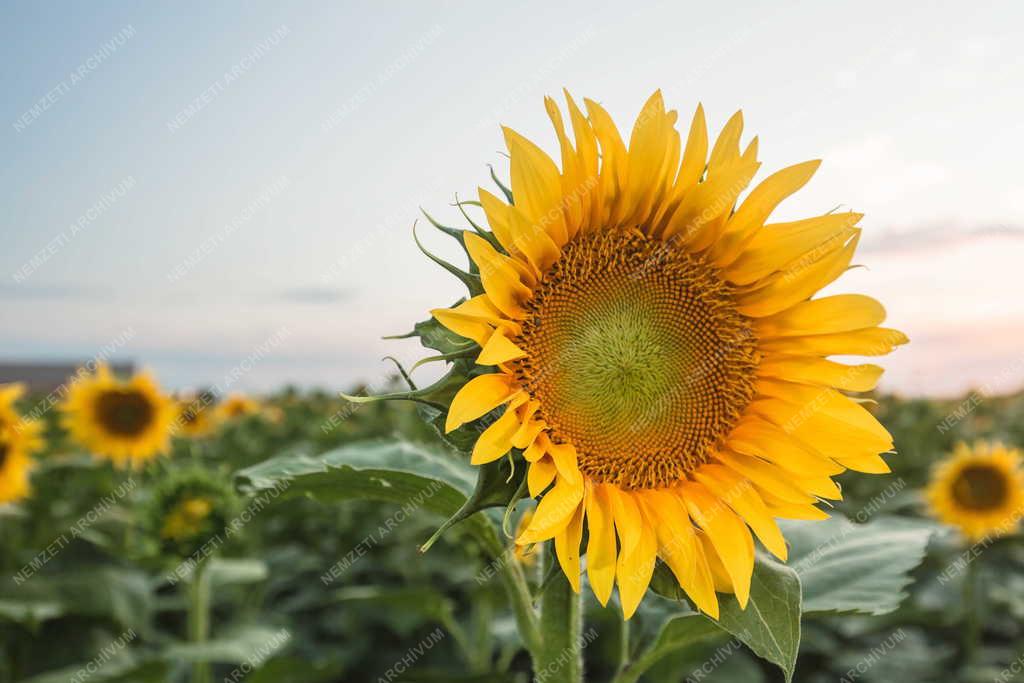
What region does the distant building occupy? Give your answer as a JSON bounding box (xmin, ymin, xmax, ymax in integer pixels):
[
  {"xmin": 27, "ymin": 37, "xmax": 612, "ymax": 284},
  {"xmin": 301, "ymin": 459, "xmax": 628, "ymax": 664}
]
[{"xmin": 0, "ymin": 362, "xmax": 135, "ymax": 394}]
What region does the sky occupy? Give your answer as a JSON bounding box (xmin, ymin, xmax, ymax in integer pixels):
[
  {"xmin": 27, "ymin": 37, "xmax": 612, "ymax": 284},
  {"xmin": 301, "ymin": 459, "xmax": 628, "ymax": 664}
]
[{"xmin": 1, "ymin": 1, "xmax": 1022, "ymax": 397}]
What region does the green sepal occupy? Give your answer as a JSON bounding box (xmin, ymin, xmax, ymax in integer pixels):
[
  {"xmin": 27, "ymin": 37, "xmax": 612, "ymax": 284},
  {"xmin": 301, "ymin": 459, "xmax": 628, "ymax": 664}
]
[
  {"xmin": 488, "ymin": 164, "xmax": 514, "ymax": 204},
  {"xmin": 413, "ymin": 220, "xmax": 483, "ymax": 295}
]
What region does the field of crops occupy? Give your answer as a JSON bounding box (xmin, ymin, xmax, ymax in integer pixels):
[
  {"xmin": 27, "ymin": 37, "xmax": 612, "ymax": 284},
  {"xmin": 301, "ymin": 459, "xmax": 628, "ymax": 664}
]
[{"xmin": 2, "ymin": 378, "xmax": 1024, "ymax": 683}]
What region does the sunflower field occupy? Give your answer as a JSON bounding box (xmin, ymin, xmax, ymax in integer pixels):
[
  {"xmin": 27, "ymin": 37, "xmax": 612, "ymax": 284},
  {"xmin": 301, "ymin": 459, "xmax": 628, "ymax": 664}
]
[{"xmin": 3, "ymin": 92, "xmax": 1024, "ymax": 683}]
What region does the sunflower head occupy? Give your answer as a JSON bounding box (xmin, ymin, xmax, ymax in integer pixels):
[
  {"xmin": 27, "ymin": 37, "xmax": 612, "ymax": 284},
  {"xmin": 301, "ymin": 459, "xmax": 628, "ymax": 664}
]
[
  {"xmin": 927, "ymin": 441, "xmax": 1024, "ymax": 542},
  {"xmin": 0, "ymin": 383, "xmax": 44, "ymax": 504},
  {"xmin": 61, "ymin": 364, "xmax": 175, "ymax": 467},
  {"xmin": 144, "ymin": 466, "xmax": 237, "ymax": 560},
  {"xmin": 408, "ymin": 91, "xmax": 906, "ymax": 619},
  {"xmin": 174, "ymin": 391, "xmax": 219, "ymax": 438},
  {"xmin": 216, "ymin": 393, "xmax": 261, "ymax": 422}
]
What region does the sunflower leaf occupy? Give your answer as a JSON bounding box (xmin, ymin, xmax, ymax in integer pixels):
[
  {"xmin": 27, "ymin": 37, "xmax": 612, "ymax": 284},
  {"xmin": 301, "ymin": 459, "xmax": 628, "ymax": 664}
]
[
  {"xmin": 647, "ymin": 554, "xmax": 801, "ymax": 682},
  {"xmin": 781, "ymin": 515, "xmax": 935, "ymax": 616},
  {"xmin": 235, "ymin": 440, "xmax": 502, "ymax": 556}
]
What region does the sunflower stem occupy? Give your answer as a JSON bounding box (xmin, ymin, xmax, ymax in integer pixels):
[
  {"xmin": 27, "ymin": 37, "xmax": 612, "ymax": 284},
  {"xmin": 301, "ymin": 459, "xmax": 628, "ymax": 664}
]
[
  {"xmin": 536, "ymin": 543, "xmax": 583, "ymax": 683},
  {"xmin": 187, "ymin": 561, "xmax": 212, "ymax": 683},
  {"xmin": 963, "ymin": 552, "xmax": 982, "ymax": 668}
]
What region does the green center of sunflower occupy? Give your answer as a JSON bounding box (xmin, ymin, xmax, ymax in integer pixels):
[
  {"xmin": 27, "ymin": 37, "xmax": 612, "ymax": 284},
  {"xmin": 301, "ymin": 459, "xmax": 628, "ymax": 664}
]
[
  {"xmin": 513, "ymin": 230, "xmax": 758, "ymax": 490},
  {"xmin": 952, "ymin": 464, "xmax": 1008, "ymax": 511},
  {"xmin": 95, "ymin": 389, "xmax": 155, "ymax": 437}
]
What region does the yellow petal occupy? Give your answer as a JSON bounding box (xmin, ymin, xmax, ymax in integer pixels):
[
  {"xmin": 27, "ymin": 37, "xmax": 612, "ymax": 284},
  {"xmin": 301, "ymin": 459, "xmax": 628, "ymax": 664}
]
[
  {"xmin": 708, "ymin": 110, "xmax": 743, "ymax": 172},
  {"xmin": 834, "ymin": 453, "xmax": 892, "ymax": 474},
  {"xmin": 736, "ymin": 230, "xmax": 860, "ymax": 317},
  {"xmin": 585, "ymin": 484, "xmax": 618, "ymax": 606},
  {"xmin": 463, "ymin": 232, "xmax": 532, "ymax": 319},
  {"xmin": 662, "ymin": 158, "xmax": 760, "ymax": 245},
  {"xmin": 711, "ymin": 160, "xmax": 821, "ymax": 268},
  {"xmin": 431, "ymin": 308, "xmax": 493, "ymax": 346},
  {"xmin": 759, "ymin": 327, "xmax": 909, "ymax": 357},
  {"xmin": 555, "ymin": 501, "xmax": 586, "ymax": 592},
  {"xmin": 616, "ymin": 510, "xmax": 657, "ymax": 619},
  {"xmin": 697, "ymin": 531, "xmax": 734, "ymax": 593},
  {"xmin": 523, "ymin": 432, "xmax": 551, "ymax": 462},
  {"xmin": 607, "ymin": 486, "xmax": 643, "ymax": 558},
  {"xmin": 547, "ymin": 441, "xmax": 583, "ymax": 489},
  {"xmin": 518, "ymin": 473, "xmax": 584, "ymax": 544},
  {"xmin": 444, "ymin": 373, "xmax": 518, "ymax": 433},
  {"xmin": 528, "ymin": 457, "xmax": 557, "ymax": 497},
  {"xmin": 723, "ymin": 212, "xmax": 861, "ymax": 286},
  {"xmin": 693, "ymin": 464, "xmax": 787, "ymax": 561},
  {"xmin": 584, "ymin": 98, "xmax": 628, "ymax": 226},
  {"xmin": 726, "ymin": 417, "xmax": 845, "ymax": 477},
  {"xmin": 563, "ymin": 90, "xmax": 600, "ymax": 229},
  {"xmin": 506, "ymin": 204, "xmax": 562, "ymax": 273},
  {"xmin": 545, "ymin": 96, "xmax": 585, "ymax": 239},
  {"xmin": 477, "ymin": 328, "xmax": 527, "ymax": 366},
  {"xmin": 503, "ymin": 126, "xmax": 568, "ymax": 246},
  {"xmin": 679, "ymin": 481, "xmax": 755, "ymax": 608},
  {"xmin": 758, "ymin": 488, "xmax": 830, "ymax": 520},
  {"xmin": 756, "ymin": 380, "xmax": 894, "ymax": 445},
  {"xmin": 471, "ymin": 402, "xmax": 522, "ymax": 464},
  {"xmin": 715, "ymin": 451, "xmax": 817, "ymax": 504},
  {"xmin": 750, "ymin": 398, "xmax": 892, "ymax": 462},
  {"xmin": 757, "ymin": 357, "xmax": 884, "ymax": 392},
  {"xmin": 755, "ymin": 294, "xmax": 886, "ymax": 338},
  {"xmin": 676, "ymin": 104, "xmax": 708, "ymax": 195}
]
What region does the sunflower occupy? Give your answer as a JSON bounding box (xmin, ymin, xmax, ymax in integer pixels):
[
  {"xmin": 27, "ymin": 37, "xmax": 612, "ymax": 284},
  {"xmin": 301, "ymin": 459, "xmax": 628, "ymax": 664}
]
[
  {"xmin": 174, "ymin": 392, "xmax": 219, "ymax": 438},
  {"xmin": 0, "ymin": 384, "xmax": 44, "ymax": 504},
  {"xmin": 927, "ymin": 442, "xmax": 1024, "ymax": 542},
  {"xmin": 62, "ymin": 364, "xmax": 175, "ymax": 467},
  {"xmin": 427, "ymin": 91, "xmax": 907, "ymax": 619},
  {"xmin": 216, "ymin": 393, "xmax": 260, "ymax": 422}
]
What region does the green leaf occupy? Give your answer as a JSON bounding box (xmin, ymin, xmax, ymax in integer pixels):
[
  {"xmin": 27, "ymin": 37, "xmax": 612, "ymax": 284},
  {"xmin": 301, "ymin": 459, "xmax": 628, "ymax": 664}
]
[
  {"xmin": 0, "ymin": 567, "xmax": 151, "ymax": 631},
  {"xmin": 781, "ymin": 515, "xmax": 934, "ymax": 616},
  {"xmin": 208, "ymin": 558, "xmax": 268, "ymax": 587},
  {"xmin": 164, "ymin": 624, "xmax": 291, "ymax": 665},
  {"xmin": 648, "ymin": 554, "xmax": 801, "ymax": 682},
  {"xmin": 21, "ymin": 659, "xmax": 169, "ymax": 683},
  {"xmin": 715, "ymin": 555, "xmax": 801, "ymax": 683},
  {"xmin": 235, "ymin": 440, "xmax": 501, "ymax": 555}
]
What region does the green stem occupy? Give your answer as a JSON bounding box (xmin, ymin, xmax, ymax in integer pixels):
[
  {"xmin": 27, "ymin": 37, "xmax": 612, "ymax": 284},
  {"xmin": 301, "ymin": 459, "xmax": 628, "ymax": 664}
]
[
  {"xmin": 536, "ymin": 545, "xmax": 582, "ymax": 683},
  {"xmin": 963, "ymin": 554, "xmax": 981, "ymax": 668},
  {"xmin": 187, "ymin": 562, "xmax": 212, "ymax": 683},
  {"xmin": 496, "ymin": 546, "xmax": 543, "ymax": 659}
]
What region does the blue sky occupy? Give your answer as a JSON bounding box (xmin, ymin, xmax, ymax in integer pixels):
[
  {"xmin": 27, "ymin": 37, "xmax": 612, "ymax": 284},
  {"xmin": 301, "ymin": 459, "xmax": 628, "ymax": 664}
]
[{"xmin": 1, "ymin": 1, "xmax": 1022, "ymax": 396}]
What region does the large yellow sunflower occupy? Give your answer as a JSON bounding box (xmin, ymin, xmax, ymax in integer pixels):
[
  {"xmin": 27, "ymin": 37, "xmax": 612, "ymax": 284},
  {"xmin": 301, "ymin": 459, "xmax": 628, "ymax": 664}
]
[
  {"xmin": 62, "ymin": 364, "xmax": 175, "ymax": 467},
  {"xmin": 927, "ymin": 442, "xmax": 1024, "ymax": 542},
  {"xmin": 429, "ymin": 91, "xmax": 907, "ymax": 619},
  {"xmin": 0, "ymin": 384, "xmax": 44, "ymax": 504}
]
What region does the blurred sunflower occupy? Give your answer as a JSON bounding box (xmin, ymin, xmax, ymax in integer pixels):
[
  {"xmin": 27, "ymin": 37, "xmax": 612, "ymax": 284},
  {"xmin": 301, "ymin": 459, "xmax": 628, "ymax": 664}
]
[
  {"xmin": 216, "ymin": 393, "xmax": 260, "ymax": 422},
  {"xmin": 175, "ymin": 392, "xmax": 218, "ymax": 438},
  {"xmin": 927, "ymin": 442, "xmax": 1024, "ymax": 542},
  {"xmin": 429, "ymin": 91, "xmax": 907, "ymax": 618},
  {"xmin": 0, "ymin": 384, "xmax": 44, "ymax": 504},
  {"xmin": 62, "ymin": 364, "xmax": 175, "ymax": 467},
  {"xmin": 144, "ymin": 466, "xmax": 237, "ymax": 560}
]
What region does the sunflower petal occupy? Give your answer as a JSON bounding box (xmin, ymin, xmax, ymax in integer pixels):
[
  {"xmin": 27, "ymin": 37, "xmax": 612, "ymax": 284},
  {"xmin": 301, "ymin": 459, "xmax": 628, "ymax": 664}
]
[
  {"xmin": 680, "ymin": 481, "xmax": 755, "ymax": 608},
  {"xmin": 463, "ymin": 233, "xmax": 531, "ymax": 319},
  {"xmin": 444, "ymin": 373, "xmax": 518, "ymax": 433},
  {"xmin": 585, "ymin": 484, "xmax": 618, "ymax": 606},
  {"xmin": 694, "ymin": 464, "xmax": 788, "ymax": 561},
  {"xmin": 555, "ymin": 501, "xmax": 586, "ymax": 592}
]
